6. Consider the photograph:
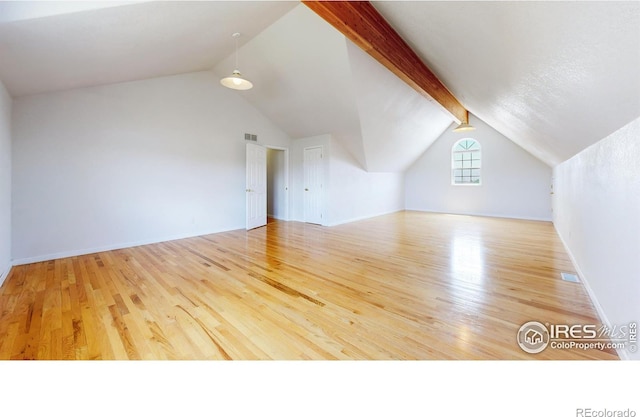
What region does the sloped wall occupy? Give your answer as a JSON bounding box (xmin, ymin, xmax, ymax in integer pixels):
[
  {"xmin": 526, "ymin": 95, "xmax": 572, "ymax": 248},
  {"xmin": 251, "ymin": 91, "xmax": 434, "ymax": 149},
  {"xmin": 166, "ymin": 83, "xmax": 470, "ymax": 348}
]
[
  {"xmin": 328, "ymin": 136, "xmax": 403, "ymax": 225},
  {"xmin": 346, "ymin": 42, "xmax": 452, "ymax": 173}
]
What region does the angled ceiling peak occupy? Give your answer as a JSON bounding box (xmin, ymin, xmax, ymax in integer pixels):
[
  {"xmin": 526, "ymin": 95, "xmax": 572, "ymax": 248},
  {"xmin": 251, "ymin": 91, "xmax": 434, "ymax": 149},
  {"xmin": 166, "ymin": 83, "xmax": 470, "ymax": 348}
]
[{"xmin": 302, "ymin": 0, "xmax": 469, "ymax": 126}]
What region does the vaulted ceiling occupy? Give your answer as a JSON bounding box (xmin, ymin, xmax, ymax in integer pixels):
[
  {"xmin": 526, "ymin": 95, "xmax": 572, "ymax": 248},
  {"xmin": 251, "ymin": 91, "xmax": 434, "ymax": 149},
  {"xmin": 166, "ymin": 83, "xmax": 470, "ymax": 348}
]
[
  {"xmin": 1, "ymin": 1, "xmax": 638, "ymax": 169},
  {"xmin": 213, "ymin": 5, "xmax": 452, "ymax": 172},
  {"xmin": 0, "ymin": 1, "xmax": 296, "ymax": 96},
  {"xmin": 372, "ymin": 1, "xmax": 640, "ymax": 166}
]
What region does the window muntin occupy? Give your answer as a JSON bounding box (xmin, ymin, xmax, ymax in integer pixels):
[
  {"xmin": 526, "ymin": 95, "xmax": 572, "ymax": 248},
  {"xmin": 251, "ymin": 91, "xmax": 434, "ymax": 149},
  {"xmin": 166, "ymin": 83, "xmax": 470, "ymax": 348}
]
[{"xmin": 452, "ymin": 139, "xmax": 481, "ymax": 185}]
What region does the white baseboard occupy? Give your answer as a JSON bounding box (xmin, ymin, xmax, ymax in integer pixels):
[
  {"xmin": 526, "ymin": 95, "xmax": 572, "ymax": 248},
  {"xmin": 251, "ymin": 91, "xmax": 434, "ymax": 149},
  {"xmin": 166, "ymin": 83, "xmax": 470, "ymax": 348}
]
[
  {"xmin": 554, "ymin": 226, "xmax": 630, "ymax": 360},
  {"xmin": 267, "ymin": 214, "xmax": 288, "ymax": 221},
  {"xmin": 326, "ymin": 208, "xmax": 404, "ymax": 227},
  {"xmin": 0, "ymin": 261, "xmax": 12, "ymax": 288},
  {"xmin": 12, "ymin": 225, "xmax": 243, "ymax": 266},
  {"xmin": 405, "ymin": 208, "xmax": 552, "ymax": 222}
]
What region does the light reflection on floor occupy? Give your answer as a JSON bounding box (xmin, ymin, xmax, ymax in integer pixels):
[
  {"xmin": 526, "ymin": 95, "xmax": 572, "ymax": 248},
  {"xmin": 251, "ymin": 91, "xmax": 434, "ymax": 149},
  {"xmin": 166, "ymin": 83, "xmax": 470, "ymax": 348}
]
[{"xmin": 450, "ymin": 232, "xmax": 485, "ymax": 284}]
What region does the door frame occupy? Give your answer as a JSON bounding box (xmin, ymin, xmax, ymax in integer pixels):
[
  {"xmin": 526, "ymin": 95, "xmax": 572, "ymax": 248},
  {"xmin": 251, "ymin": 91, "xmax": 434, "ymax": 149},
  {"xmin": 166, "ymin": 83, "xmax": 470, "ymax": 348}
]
[
  {"xmin": 303, "ymin": 145, "xmax": 325, "ymax": 225},
  {"xmin": 246, "ymin": 142, "xmax": 267, "ymax": 230},
  {"xmin": 265, "ymin": 145, "xmax": 290, "ymax": 222}
]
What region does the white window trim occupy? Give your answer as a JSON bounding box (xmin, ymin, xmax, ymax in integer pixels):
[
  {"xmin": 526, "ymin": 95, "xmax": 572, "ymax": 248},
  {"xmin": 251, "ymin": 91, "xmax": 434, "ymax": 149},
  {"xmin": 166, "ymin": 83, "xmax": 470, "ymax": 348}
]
[{"xmin": 451, "ymin": 138, "xmax": 482, "ymax": 186}]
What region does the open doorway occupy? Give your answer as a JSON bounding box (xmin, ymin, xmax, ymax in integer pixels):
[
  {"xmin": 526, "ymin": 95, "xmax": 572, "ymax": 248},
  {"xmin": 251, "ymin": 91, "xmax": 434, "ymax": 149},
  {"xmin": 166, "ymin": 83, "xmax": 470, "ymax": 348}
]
[{"xmin": 266, "ymin": 147, "xmax": 289, "ymax": 221}]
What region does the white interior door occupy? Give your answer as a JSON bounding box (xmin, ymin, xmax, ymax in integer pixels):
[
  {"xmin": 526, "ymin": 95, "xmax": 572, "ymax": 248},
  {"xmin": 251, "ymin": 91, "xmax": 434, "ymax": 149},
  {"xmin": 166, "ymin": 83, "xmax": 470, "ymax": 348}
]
[
  {"xmin": 246, "ymin": 143, "xmax": 267, "ymax": 230},
  {"xmin": 304, "ymin": 146, "xmax": 324, "ymax": 225}
]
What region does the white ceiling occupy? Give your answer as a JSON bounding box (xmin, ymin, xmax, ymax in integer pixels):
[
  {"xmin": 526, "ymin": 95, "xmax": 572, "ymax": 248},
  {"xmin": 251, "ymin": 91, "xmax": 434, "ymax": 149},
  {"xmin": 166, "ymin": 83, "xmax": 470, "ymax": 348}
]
[
  {"xmin": 213, "ymin": 5, "xmax": 452, "ymax": 172},
  {"xmin": 373, "ymin": 1, "xmax": 640, "ymax": 166},
  {"xmin": 213, "ymin": 5, "xmax": 362, "ymax": 149},
  {"xmin": 1, "ymin": 1, "xmax": 638, "ymax": 168},
  {"xmin": 0, "ymin": 1, "xmax": 296, "ymax": 97},
  {"xmin": 0, "ymin": 1, "xmax": 146, "ymax": 23}
]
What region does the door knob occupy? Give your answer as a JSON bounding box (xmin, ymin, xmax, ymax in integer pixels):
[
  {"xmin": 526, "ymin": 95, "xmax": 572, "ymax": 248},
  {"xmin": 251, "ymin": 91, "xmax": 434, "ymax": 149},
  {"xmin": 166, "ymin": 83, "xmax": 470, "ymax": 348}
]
[{"xmin": 305, "ymin": 188, "xmax": 309, "ymax": 191}]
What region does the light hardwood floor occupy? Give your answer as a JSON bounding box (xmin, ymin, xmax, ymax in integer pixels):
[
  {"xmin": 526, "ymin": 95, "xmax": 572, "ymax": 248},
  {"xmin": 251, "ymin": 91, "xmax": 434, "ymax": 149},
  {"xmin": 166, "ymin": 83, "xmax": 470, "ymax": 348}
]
[{"xmin": 0, "ymin": 211, "xmax": 618, "ymax": 359}]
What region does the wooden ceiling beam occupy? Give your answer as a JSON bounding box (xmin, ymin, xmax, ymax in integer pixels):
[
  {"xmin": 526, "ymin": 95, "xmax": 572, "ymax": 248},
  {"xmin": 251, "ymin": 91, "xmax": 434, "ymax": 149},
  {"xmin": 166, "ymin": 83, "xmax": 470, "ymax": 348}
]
[{"xmin": 303, "ymin": 0, "xmax": 468, "ymax": 124}]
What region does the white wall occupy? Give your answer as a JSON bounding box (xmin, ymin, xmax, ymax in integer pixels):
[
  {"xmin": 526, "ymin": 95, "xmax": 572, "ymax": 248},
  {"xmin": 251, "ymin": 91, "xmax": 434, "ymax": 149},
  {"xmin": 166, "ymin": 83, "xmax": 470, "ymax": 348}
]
[
  {"xmin": 405, "ymin": 114, "xmax": 552, "ymax": 221},
  {"xmin": 12, "ymin": 71, "xmax": 291, "ymax": 263},
  {"xmin": 553, "ymin": 117, "xmax": 640, "ymax": 360},
  {"xmin": 290, "ymin": 134, "xmax": 404, "ymax": 226},
  {"xmin": 328, "ymin": 136, "xmax": 404, "ymax": 226},
  {"xmin": 0, "ymin": 79, "xmax": 11, "ymax": 284},
  {"xmin": 266, "ymin": 148, "xmax": 286, "ymax": 219}
]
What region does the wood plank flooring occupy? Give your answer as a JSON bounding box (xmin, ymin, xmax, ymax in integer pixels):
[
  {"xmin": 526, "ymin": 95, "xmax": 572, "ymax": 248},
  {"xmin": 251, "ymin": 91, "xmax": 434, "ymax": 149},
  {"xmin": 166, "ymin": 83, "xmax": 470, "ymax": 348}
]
[{"xmin": 0, "ymin": 211, "xmax": 618, "ymax": 359}]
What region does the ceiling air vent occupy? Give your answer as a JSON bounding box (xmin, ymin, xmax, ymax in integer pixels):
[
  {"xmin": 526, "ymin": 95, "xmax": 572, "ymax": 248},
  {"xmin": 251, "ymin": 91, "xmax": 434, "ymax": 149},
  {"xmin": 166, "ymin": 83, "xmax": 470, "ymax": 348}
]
[{"xmin": 244, "ymin": 133, "xmax": 257, "ymax": 142}]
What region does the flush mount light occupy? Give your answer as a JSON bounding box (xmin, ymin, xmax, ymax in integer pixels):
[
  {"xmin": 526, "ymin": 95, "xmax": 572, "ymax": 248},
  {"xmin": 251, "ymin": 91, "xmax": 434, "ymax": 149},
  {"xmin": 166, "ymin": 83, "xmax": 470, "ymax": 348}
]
[
  {"xmin": 453, "ymin": 111, "xmax": 475, "ymax": 132},
  {"xmin": 453, "ymin": 122, "xmax": 475, "ymax": 133},
  {"xmin": 220, "ymin": 32, "xmax": 253, "ymax": 91}
]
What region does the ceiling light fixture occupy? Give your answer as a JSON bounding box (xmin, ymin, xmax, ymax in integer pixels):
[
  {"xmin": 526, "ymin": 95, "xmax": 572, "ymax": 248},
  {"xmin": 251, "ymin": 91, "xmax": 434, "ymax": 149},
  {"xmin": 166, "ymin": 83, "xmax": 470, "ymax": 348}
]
[
  {"xmin": 220, "ymin": 32, "xmax": 253, "ymax": 91},
  {"xmin": 453, "ymin": 111, "xmax": 475, "ymax": 132}
]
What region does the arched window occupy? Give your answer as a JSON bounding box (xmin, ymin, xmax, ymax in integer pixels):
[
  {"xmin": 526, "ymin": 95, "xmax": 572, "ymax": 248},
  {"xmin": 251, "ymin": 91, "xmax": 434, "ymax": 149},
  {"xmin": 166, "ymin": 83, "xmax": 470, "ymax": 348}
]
[{"xmin": 452, "ymin": 139, "xmax": 481, "ymax": 185}]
